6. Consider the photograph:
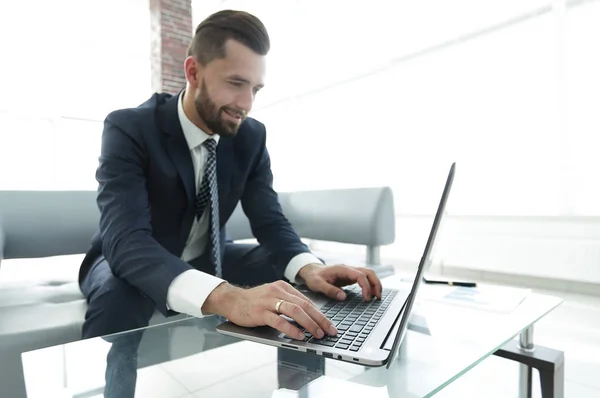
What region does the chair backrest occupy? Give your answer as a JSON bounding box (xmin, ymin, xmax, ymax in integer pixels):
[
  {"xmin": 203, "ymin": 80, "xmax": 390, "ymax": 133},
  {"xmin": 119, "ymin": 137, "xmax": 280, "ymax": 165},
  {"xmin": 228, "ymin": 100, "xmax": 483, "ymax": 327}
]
[
  {"xmin": 0, "ymin": 191, "xmax": 99, "ymax": 259},
  {"xmin": 225, "ymin": 187, "xmax": 395, "ymax": 246},
  {"xmin": 0, "ymin": 186, "xmax": 396, "ymax": 260}
]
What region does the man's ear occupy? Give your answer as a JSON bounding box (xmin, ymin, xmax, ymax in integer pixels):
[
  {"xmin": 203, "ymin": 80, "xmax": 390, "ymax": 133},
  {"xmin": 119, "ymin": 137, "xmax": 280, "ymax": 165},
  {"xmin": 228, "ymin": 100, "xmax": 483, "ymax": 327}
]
[{"xmin": 184, "ymin": 56, "xmax": 203, "ymax": 89}]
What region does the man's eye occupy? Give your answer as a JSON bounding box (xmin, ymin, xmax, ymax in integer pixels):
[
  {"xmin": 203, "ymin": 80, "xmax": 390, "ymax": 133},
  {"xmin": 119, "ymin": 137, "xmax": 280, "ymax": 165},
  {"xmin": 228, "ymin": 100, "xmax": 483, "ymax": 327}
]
[{"xmin": 229, "ymin": 81, "xmax": 242, "ymax": 88}]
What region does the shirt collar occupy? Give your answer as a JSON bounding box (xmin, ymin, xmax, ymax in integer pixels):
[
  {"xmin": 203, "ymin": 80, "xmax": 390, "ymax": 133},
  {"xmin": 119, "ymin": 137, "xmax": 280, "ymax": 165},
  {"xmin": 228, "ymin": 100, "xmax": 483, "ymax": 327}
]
[{"xmin": 177, "ymin": 90, "xmax": 220, "ymax": 151}]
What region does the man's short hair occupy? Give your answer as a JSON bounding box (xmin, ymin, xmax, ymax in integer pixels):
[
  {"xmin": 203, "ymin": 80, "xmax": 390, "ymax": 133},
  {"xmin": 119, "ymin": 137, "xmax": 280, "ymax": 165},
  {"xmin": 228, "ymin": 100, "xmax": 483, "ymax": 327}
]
[{"xmin": 187, "ymin": 10, "xmax": 270, "ymax": 65}]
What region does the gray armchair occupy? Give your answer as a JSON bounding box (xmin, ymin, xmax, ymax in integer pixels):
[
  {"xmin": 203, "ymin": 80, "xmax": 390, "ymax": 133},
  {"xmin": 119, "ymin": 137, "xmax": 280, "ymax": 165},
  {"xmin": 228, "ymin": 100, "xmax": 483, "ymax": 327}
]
[{"xmin": 227, "ymin": 187, "xmax": 396, "ymax": 265}]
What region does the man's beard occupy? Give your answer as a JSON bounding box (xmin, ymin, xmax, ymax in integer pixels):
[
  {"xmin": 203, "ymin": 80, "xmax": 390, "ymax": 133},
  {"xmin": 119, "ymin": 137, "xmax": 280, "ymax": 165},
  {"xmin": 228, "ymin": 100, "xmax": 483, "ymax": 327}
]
[{"xmin": 194, "ymin": 80, "xmax": 245, "ymax": 137}]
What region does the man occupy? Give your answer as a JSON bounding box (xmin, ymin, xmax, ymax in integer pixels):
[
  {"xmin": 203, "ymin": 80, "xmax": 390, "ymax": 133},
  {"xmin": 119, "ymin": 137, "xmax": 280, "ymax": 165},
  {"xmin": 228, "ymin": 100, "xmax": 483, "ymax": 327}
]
[{"xmin": 79, "ymin": 9, "xmax": 382, "ymax": 342}]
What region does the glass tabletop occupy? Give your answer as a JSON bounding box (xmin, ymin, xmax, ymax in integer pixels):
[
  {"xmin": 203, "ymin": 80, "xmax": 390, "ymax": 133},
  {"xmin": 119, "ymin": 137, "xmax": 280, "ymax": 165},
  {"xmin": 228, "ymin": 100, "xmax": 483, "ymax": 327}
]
[{"xmin": 21, "ymin": 279, "xmax": 562, "ymax": 398}]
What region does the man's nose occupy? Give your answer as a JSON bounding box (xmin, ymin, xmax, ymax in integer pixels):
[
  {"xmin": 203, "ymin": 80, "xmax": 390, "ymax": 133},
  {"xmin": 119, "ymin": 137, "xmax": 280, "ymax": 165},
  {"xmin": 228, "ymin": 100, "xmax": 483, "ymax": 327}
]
[{"xmin": 235, "ymin": 89, "xmax": 254, "ymax": 113}]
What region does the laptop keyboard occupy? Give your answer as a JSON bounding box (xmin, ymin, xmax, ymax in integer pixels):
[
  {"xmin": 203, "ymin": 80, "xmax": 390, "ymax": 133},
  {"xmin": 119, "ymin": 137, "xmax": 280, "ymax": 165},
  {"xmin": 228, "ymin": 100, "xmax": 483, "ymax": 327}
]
[{"xmin": 286, "ymin": 285, "xmax": 397, "ymax": 352}]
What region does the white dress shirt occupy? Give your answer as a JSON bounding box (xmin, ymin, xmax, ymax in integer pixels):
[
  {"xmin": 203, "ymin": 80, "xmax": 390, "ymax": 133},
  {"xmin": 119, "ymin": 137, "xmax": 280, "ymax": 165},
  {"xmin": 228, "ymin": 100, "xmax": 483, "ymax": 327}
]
[{"xmin": 166, "ymin": 91, "xmax": 322, "ymax": 317}]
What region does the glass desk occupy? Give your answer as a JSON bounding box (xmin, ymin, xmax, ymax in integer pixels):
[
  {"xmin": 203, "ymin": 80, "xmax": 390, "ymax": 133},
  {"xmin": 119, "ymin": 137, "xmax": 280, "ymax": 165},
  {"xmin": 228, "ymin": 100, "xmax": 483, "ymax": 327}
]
[{"xmin": 21, "ymin": 280, "xmax": 563, "ymax": 398}]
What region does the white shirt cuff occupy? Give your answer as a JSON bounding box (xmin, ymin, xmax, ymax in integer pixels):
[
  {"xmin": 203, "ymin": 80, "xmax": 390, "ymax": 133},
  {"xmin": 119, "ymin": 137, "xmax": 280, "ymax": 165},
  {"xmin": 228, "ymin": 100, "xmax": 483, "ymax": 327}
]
[
  {"xmin": 166, "ymin": 269, "xmax": 226, "ymax": 317},
  {"xmin": 284, "ymin": 252, "xmax": 323, "ymax": 284}
]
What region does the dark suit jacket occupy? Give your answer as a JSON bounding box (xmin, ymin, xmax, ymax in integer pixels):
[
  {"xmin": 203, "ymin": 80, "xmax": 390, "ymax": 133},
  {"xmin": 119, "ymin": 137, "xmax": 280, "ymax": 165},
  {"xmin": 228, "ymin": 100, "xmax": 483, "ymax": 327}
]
[{"xmin": 79, "ymin": 92, "xmax": 310, "ymax": 315}]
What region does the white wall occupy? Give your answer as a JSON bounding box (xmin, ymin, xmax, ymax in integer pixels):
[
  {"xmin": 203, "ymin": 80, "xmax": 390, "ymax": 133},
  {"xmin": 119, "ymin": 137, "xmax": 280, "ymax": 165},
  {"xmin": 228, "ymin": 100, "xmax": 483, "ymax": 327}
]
[
  {"xmin": 395, "ymin": 216, "xmax": 600, "ymax": 283},
  {"xmin": 310, "ymin": 215, "xmax": 600, "ymax": 284}
]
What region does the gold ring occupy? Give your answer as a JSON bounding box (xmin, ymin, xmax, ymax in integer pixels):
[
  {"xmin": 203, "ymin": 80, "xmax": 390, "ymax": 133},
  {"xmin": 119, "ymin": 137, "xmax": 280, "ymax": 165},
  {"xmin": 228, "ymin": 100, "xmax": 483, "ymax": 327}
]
[{"xmin": 275, "ymin": 299, "xmax": 285, "ymax": 314}]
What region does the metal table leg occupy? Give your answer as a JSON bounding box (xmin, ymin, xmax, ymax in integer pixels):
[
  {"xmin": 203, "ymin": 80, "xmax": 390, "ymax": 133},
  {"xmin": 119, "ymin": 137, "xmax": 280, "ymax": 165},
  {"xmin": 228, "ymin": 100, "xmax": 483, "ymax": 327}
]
[
  {"xmin": 494, "ymin": 324, "xmax": 564, "ymax": 398},
  {"xmin": 518, "ymin": 325, "xmax": 535, "ymax": 398}
]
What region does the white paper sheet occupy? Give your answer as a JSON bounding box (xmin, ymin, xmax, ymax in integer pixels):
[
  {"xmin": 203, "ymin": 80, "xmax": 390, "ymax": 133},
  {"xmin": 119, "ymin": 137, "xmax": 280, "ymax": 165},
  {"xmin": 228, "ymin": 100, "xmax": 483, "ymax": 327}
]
[{"xmin": 417, "ymin": 283, "xmax": 531, "ymax": 314}]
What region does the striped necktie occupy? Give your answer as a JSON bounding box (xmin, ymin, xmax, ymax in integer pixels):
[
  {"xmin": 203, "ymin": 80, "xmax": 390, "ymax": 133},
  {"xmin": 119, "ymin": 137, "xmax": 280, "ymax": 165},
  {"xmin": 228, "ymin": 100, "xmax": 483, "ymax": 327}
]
[{"xmin": 195, "ymin": 138, "xmax": 221, "ymax": 277}]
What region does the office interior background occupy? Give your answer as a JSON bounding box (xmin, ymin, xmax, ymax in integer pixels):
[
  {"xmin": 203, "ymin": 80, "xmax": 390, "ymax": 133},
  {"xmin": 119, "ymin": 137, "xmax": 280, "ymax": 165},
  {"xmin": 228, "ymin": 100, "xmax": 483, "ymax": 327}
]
[
  {"xmin": 2, "ymin": 0, "xmax": 599, "ymax": 285},
  {"xmin": 0, "ymin": 0, "xmax": 599, "ymax": 396}
]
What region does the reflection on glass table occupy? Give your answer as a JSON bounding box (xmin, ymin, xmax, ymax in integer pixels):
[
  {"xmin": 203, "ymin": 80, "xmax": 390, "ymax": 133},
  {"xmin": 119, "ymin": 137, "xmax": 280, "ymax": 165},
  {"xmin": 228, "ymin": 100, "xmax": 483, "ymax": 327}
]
[{"xmin": 21, "ymin": 278, "xmax": 562, "ymax": 398}]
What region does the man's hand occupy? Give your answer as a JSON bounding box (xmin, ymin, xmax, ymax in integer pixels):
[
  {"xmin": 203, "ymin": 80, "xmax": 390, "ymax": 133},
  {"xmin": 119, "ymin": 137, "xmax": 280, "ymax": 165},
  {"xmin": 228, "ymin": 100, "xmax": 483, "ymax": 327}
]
[
  {"xmin": 201, "ymin": 281, "xmax": 338, "ymax": 341},
  {"xmin": 297, "ymin": 263, "xmax": 383, "ymax": 302}
]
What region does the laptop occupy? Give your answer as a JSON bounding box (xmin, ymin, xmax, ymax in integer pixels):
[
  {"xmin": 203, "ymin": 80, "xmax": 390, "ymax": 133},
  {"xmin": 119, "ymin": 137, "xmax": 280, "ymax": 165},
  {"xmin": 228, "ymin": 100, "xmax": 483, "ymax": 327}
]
[{"xmin": 217, "ymin": 162, "xmax": 456, "ymax": 368}]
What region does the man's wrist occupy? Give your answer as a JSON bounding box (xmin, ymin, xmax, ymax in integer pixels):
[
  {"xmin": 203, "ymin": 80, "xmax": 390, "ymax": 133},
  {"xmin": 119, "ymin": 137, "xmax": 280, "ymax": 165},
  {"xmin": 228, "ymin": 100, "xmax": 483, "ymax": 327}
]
[{"xmin": 201, "ymin": 282, "xmax": 240, "ymax": 316}]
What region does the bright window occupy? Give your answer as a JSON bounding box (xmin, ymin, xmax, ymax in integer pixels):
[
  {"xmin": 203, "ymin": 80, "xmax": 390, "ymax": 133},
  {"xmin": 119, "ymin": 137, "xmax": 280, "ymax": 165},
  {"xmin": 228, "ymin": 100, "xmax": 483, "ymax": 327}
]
[{"xmin": 194, "ymin": 0, "xmax": 599, "ymax": 216}]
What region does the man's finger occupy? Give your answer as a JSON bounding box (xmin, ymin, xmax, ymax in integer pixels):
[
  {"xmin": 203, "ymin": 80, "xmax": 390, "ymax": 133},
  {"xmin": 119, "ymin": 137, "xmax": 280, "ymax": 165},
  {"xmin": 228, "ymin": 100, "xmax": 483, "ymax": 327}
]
[
  {"xmin": 359, "ymin": 267, "xmax": 383, "ymax": 299},
  {"xmin": 281, "ymin": 284, "xmax": 338, "ymax": 335},
  {"xmin": 265, "ymin": 311, "xmax": 304, "ymax": 340},
  {"xmin": 312, "ymin": 276, "xmax": 347, "ymax": 301},
  {"xmin": 276, "ymin": 299, "xmax": 324, "ymax": 339},
  {"xmin": 282, "ymin": 294, "xmax": 337, "ymax": 337},
  {"xmin": 325, "ymin": 266, "xmax": 372, "ymax": 300},
  {"xmin": 336, "ymin": 267, "xmax": 371, "ymax": 300}
]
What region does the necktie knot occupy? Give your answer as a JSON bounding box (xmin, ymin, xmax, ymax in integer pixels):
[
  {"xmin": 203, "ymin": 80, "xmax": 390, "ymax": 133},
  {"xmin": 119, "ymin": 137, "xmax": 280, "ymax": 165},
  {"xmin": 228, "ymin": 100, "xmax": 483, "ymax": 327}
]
[{"xmin": 203, "ymin": 138, "xmax": 217, "ymax": 153}]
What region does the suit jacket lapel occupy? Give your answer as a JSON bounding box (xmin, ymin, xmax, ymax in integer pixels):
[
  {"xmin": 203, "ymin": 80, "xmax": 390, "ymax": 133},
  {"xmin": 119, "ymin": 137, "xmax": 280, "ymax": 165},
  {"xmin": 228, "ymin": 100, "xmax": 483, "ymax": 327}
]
[{"xmin": 160, "ymin": 93, "xmax": 196, "ymax": 213}]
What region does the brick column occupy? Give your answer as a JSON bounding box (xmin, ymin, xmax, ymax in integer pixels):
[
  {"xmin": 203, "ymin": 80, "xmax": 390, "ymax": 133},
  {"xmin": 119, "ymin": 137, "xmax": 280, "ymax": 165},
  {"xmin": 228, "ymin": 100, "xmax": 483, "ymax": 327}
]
[{"xmin": 149, "ymin": 0, "xmax": 193, "ymax": 94}]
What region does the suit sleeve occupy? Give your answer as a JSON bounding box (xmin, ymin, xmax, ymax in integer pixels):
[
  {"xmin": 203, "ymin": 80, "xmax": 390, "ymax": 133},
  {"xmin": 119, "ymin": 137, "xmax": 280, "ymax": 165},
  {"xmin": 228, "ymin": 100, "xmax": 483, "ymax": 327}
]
[
  {"xmin": 96, "ymin": 115, "xmax": 192, "ymax": 315},
  {"xmin": 240, "ymin": 128, "xmax": 317, "ymax": 281}
]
